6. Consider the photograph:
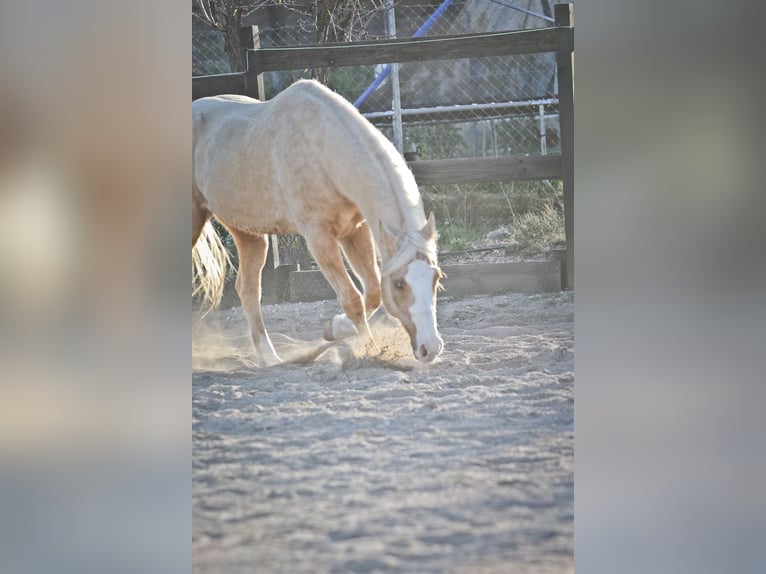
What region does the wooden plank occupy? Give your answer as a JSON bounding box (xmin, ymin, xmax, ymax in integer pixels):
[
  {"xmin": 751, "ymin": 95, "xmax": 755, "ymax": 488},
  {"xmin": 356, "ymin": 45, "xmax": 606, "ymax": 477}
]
[
  {"xmin": 249, "ymin": 28, "xmax": 559, "ymax": 74},
  {"xmin": 440, "ymin": 261, "xmax": 561, "ymax": 295},
  {"xmin": 288, "ymin": 271, "xmax": 336, "ymax": 303},
  {"xmin": 287, "ymin": 269, "xmax": 362, "ymax": 303},
  {"xmin": 192, "ymin": 73, "xmax": 247, "ymax": 100},
  {"xmin": 285, "ymin": 261, "xmax": 560, "ymax": 303},
  {"xmin": 555, "ymin": 4, "xmax": 574, "ymax": 290},
  {"xmin": 262, "ymin": 264, "xmax": 297, "ymax": 305},
  {"xmin": 408, "ymin": 155, "xmax": 562, "ymax": 185}
]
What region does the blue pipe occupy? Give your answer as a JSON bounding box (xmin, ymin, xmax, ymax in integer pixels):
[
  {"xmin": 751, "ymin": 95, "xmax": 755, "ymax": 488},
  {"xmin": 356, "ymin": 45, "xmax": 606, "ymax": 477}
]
[{"xmin": 353, "ymin": 0, "xmax": 454, "ymax": 108}]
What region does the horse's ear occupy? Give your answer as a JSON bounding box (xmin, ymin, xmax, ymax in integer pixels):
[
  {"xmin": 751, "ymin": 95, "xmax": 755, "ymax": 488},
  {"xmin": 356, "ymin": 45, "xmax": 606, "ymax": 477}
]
[{"xmin": 421, "ymin": 212, "xmax": 437, "ymax": 241}]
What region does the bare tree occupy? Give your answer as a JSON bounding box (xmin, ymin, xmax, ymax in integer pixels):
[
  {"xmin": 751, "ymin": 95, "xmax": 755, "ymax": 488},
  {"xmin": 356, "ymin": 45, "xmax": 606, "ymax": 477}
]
[
  {"xmin": 195, "ymin": 1, "xmax": 267, "ymax": 72},
  {"xmin": 195, "ymin": 0, "xmax": 376, "ymax": 79},
  {"xmin": 311, "ymin": 0, "xmax": 366, "ymax": 83}
]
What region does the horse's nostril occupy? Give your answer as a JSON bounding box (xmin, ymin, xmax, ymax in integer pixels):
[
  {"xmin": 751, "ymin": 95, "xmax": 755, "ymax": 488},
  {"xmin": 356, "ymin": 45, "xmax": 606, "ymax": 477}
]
[{"xmin": 419, "ymin": 344, "xmax": 428, "ymax": 358}]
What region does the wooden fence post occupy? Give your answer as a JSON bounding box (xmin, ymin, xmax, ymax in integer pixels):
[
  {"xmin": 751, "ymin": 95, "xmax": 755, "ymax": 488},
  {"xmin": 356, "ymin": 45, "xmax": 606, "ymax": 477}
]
[
  {"xmin": 242, "ymin": 25, "xmax": 266, "ymax": 100},
  {"xmin": 555, "ymin": 3, "xmax": 574, "ymax": 291}
]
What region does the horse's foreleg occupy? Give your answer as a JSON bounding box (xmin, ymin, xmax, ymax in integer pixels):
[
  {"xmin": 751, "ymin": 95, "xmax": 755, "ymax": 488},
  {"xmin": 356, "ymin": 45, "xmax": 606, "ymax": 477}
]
[
  {"xmin": 305, "ymin": 231, "xmax": 374, "ymax": 345},
  {"xmin": 229, "ymin": 229, "xmax": 281, "ymax": 367},
  {"xmin": 340, "ymin": 221, "xmax": 382, "ymax": 316},
  {"xmin": 329, "ymin": 222, "xmax": 382, "ymax": 340}
]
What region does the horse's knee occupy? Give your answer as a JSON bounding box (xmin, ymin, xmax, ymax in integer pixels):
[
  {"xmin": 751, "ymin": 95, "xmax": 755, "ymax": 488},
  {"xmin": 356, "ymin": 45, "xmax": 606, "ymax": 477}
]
[
  {"xmin": 341, "ymin": 291, "xmax": 366, "ymax": 324},
  {"xmin": 365, "ymin": 286, "xmax": 382, "ymax": 313}
]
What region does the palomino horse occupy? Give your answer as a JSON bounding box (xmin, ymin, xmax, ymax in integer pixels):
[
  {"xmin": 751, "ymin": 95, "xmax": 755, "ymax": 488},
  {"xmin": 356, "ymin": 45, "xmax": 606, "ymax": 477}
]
[{"xmin": 192, "ymin": 79, "xmax": 443, "ymax": 366}]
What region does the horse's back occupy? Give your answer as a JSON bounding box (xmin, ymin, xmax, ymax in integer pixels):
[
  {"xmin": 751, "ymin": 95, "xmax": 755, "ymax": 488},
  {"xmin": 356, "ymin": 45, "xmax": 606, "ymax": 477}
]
[
  {"xmin": 192, "ymin": 80, "xmax": 338, "ymax": 124},
  {"xmin": 193, "ymin": 80, "xmax": 369, "ymax": 160}
]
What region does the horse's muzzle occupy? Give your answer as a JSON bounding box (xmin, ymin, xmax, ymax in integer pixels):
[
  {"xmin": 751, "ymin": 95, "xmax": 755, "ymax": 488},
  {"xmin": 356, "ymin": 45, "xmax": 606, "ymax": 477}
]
[{"xmin": 414, "ymin": 336, "xmax": 443, "ymax": 363}]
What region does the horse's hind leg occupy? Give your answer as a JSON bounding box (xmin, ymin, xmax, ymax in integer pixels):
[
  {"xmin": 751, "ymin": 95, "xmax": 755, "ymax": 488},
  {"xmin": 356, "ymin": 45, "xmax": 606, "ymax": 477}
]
[
  {"xmin": 229, "ymin": 228, "xmax": 281, "ymax": 367},
  {"xmin": 192, "ymin": 186, "xmax": 210, "ymax": 246},
  {"xmin": 304, "ymin": 230, "xmax": 375, "ymax": 345},
  {"xmin": 328, "ymin": 222, "xmax": 382, "ymax": 340}
]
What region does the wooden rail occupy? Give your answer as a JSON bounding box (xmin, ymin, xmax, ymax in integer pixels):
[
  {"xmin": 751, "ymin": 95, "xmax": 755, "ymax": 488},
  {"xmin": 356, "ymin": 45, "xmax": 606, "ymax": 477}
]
[
  {"xmin": 409, "ymin": 155, "xmax": 561, "ymax": 185},
  {"xmin": 192, "ymin": 72, "xmax": 246, "ymax": 100},
  {"xmin": 246, "ymin": 28, "xmax": 559, "ymax": 75}
]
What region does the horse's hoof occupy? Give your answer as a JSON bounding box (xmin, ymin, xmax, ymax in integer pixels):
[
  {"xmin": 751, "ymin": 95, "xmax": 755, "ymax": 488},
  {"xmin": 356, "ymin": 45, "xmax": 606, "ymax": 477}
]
[
  {"xmin": 364, "ymin": 341, "xmax": 381, "ymax": 357},
  {"xmin": 259, "ymin": 355, "xmax": 282, "ymax": 368},
  {"xmin": 325, "ymin": 314, "xmax": 358, "ymax": 341}
]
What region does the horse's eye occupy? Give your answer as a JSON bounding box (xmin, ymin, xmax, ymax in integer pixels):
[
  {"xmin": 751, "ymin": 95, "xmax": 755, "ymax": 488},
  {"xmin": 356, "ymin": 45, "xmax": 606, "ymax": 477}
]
[{"xmin": 393, "ymin": 280, "xmax": 404, "ymax": 290}]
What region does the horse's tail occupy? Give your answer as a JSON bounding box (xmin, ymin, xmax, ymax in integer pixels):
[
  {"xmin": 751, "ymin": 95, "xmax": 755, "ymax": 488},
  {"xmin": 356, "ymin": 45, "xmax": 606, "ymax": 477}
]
[{"xmin": 193, "ymin": 220, "xmax": 232, "ymax": 316}]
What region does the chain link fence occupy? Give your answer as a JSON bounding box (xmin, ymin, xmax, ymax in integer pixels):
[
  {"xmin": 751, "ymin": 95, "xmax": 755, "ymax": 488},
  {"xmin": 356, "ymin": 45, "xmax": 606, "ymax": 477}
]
[
  {"xmin": 193, "ymin": 1, "xmax": 564, "ymax": 258},
  {"xmin": 193, "ymin": 1, "xmax": 560, "ymax": 158},
  {"xmin": 192, "ymin": 29, "xmax": 231, "ymax": 76}
]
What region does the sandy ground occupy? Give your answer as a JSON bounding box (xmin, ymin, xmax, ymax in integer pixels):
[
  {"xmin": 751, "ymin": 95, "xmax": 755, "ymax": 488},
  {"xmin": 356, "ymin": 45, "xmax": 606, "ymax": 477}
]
[{"xmin": 192, "ymin": 291, "xmax": 574, "ymax": 573}]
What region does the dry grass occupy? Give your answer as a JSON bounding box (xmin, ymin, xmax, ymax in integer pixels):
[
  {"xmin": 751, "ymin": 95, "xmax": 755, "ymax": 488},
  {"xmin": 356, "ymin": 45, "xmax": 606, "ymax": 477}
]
[{"xmin": 422, "ymin": 181, "xmax": 564, "ymax": 254}]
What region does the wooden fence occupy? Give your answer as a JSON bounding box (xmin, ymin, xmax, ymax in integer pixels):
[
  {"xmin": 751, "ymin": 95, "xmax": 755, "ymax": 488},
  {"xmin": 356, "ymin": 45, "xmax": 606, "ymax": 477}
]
[{"xmin": 193, "ymin": 3, "xmax": 574, "ymax": 294}]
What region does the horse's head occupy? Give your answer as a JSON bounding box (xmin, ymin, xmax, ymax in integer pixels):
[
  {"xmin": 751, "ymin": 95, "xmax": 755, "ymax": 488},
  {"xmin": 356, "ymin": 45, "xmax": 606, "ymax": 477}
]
[{"xmin": 379, "ymin": 213, "xmax": 444, "ymax": 363}]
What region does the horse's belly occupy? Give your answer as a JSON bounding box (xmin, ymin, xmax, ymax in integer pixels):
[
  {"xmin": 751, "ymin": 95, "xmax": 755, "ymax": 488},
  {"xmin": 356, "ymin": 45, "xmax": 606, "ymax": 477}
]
[
  {"xmin": 196, "ymin": 167, "xmax": 297, "ymax": 234},
  {"xmin": 208, "ymin": 193, "xmax": 297, "ymax": 235}
]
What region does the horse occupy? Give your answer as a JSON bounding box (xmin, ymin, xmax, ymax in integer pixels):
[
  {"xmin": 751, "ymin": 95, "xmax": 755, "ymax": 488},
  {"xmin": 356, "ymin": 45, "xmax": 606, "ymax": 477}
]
[{"xmin": 192, "ymin": 79, "xmax": 444, "ymax": 367}]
